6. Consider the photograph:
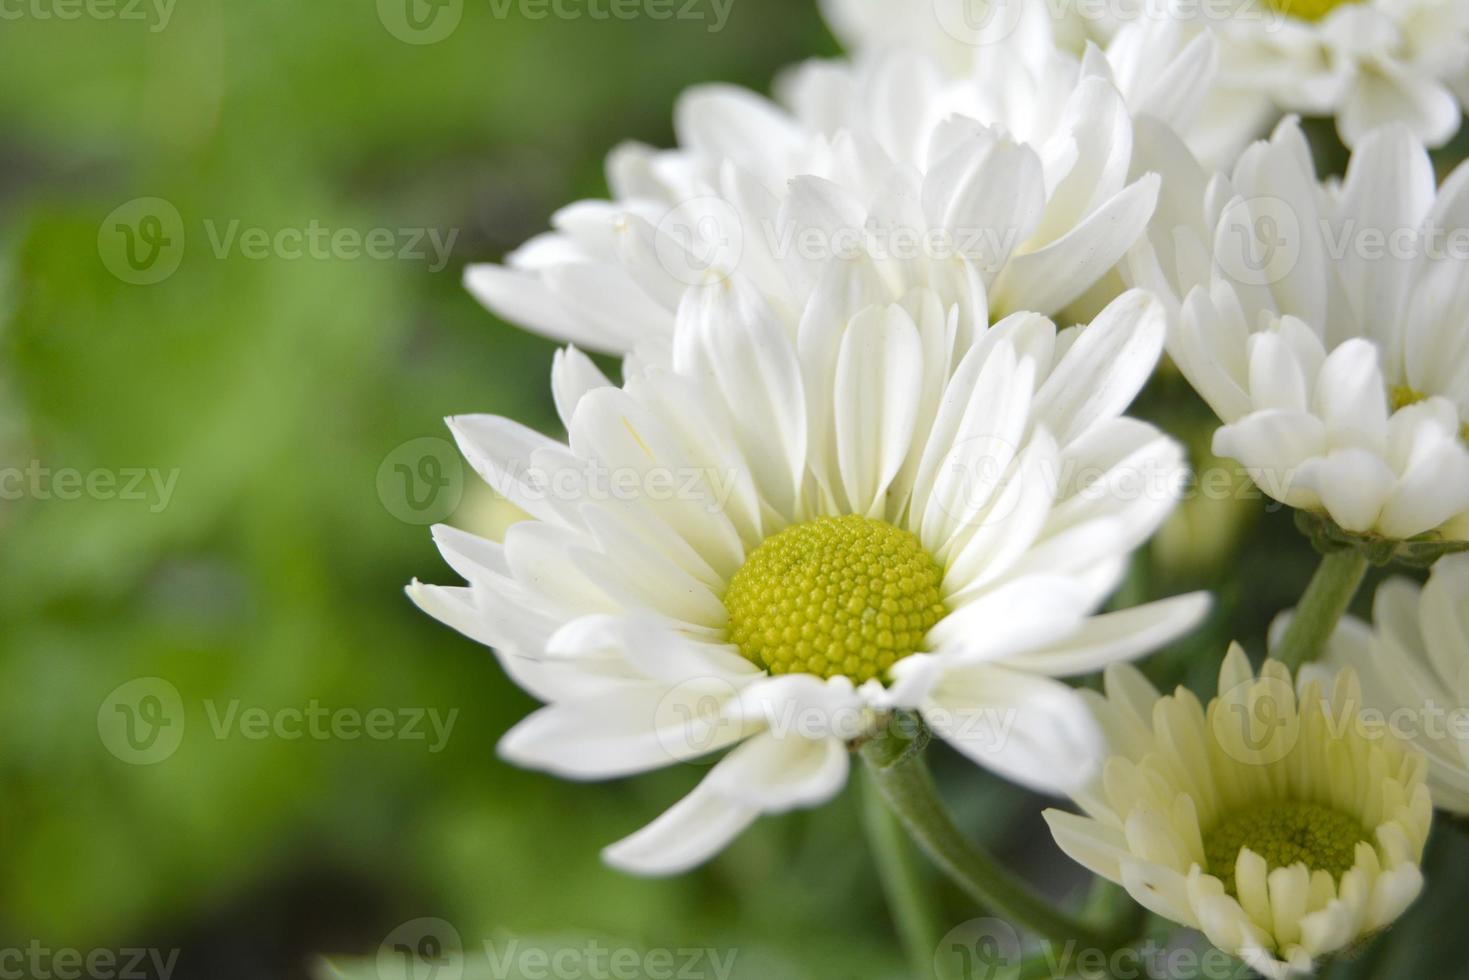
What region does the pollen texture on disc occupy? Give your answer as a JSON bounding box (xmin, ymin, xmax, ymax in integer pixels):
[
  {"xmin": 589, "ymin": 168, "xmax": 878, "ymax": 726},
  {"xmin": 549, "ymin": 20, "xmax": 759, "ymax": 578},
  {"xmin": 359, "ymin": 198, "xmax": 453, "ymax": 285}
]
[
  {"xmin": 1204, "ymin": 801, "xmax": 1369, "ymax": 888},
  {"xmin": 723, "ymin": 515, "xmax": 946, "ymax": 684},
  {"xmin": 1262, "ymin": 0, "xmax": 1356, "ymax": 21}
]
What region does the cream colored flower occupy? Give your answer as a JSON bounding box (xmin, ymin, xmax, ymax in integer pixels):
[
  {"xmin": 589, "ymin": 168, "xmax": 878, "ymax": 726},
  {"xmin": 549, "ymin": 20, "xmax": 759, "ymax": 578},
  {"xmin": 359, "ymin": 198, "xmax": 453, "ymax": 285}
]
[
  {"xmin": 1046, "ymin": 647, "xmax": 1432, "ymax": 978},
  {"xmin": 1310, "ymin": 553, "xmax": 1469, "ymax": 815}
]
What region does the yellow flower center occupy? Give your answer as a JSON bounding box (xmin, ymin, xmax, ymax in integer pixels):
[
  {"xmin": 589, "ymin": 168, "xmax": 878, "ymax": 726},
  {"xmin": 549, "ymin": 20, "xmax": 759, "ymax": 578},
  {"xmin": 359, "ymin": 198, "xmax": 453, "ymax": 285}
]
[
  {"xmin": 724, "ymin": 515, "xmax": 946, "ymax": 684},
  {"xmin": 1390, "ymin": 385, "xmax": 1427, "ymax": 411},
  {"xmin": 1204, "ymin": 801, "xmax": 1369, "ymax": 887},
  {"xmin": 1390, "ymin": 385, "xmax": 1469, "ymax": 443},
  {"xmin": 1262, "ymin": 0, "xmax": 1357, "ymax": 21}
]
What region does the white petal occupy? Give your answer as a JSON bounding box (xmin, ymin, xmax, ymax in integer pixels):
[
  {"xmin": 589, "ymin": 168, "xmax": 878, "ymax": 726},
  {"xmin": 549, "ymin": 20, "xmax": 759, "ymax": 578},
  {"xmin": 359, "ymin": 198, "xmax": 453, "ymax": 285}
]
[
  {"xmin": 1332, "ymin": 124, "xmax": 1437, "ymax": 362},
  {"xmin": 542, "ymin": 262, "xmax": 674, "ymax": 352},
  {"xmin": 924, "ymin": 663, "xmax": 1104, "ymax": 794},
  {"xmin": 448, "ymin": 414, "xmax": 584, "ymax": 527},
  {"xmin": 1006, "ymin": 593, "xmax": 1212, "ymax": 677},
  {"xmin": 1044, "ymin": 809, "xmax": 1129, "ymax": 881},
  {"xmin": 914, "ymin": 341, "xmax": 1036, "ymax": 551},
  {"xmin": 552, "ymin": 346, "xmax": 613, "ymax": 432},
  {"xmin": 1312, "ymin": 339, "xmax": 1389, "ymax": 452},
  {"xmin": 730, "ymin": 674, "xmax": 866, "ymax": 741},
  {"xmin": 602, "ymin": 777, "xmax": 760, "ymax": 876},
  {"xmin": 672, "ymin": 278, "xmax": 808, "ymax": 517},
  {"xmin": 992, "ymin": 176, "xmax": 1160, "ymax": 317},
  {"xmin": 707, "ymin": 730, "xmax": 851, "ymax": 810},
  {"xmin": 833, "ymin": 305, "xmax": 924, "ymax": 517},
  {"xmin": 464, "ymin": 263, "xmax": 622, "ymax": 352},
  {"xmin": 674, "ymin": 84, "xmax": 803, "ymax": 187},
  {"xmin": 568, "ymin": 386, "xmax": 747, "ymax": 577},
  {"xmin": 929, "ymin": 574, "xmax": 1091, "ymax": 661},
  {"xmin": 921, "ymin": 128, "xmax": 1045, "ymax": 277},
  {"xmin": 602, "ymin": 730, "xmax": 850, "ymax": 876},
  {"xmin": 1247, "ymin": 332, "xmax": 1309, "ymax": 414},
  {"xmin": 1212, "ymin": 411, "xmax": 1328, "ymax": 507},
  {"xmin": 1338, "ymin": 65, "xmax": 1461, "ymax": 151},
  {"xmin": 1032, "ymin": 290, "xmax": 1166, "ymax": 447},
  {"xmin": 430, "ymin": 523, "xmax": 509, "ymax": 583},
  {"xmin": 499, "ymin": 682, "xmax": 748, "ymax": 780},
  {"xmin": 1291, "ymin": 449, "xmax": 1396, "ymax": 533},
  {"xmin": 546, "ymin": 614, "xmax": 757, "ymax": 685},
  {"xmin": 941, "ymin": 429, "xmax": 1060, "ymax": 592}
]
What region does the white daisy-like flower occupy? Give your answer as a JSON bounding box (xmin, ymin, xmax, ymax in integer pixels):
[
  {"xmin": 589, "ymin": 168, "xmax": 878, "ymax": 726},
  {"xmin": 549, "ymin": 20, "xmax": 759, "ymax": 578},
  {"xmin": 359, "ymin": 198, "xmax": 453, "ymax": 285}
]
[
  {"xmin": 1307, "ymin": 553, "xmax": 1469, "ymax": 815},
  {"xmin": 465, "ymin": 31, "xmax": 1190, "ymax": 355},
  {"xmin": 819, "ymin": 0, "xmax": 1276, "ymax": 169},
  {"xmin": 1099, "ymin": 18, "xmax": 1269, "ymax": 169},
  {"xmin": 1210, "ymin": 0, "xmax": 1469, "ymax": 149},
  {"xmin": 1045, "ymin": 646, "xmax": 1433, "ymax": 979},
  {"xmin": 1133, "ymin": 117, "xmax": 1469, "ymax": 543},
  {"xmin": 826, "ymin": 0, "xmax": 1469, "ymax": 152},
  {"xmin": 410, "ymin": 285, "xmax": 1207, "ymax": 875},
  {"xmin": 817, "ymin": 0, "xmax": 1072, "ymax": 72}
]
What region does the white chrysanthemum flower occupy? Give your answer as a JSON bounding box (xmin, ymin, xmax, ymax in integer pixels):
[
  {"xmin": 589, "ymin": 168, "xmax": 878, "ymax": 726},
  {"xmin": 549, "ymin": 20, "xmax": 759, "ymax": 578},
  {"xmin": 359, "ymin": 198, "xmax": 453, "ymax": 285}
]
[
  {"xmin": 410, "ymin": 286, "xmax": 1207, "ymax": 875},
  {"xmin": 819, "ymin": 0, "xmax": 1278, "ymax": 169},
  {"xmin": 1211, "ymin": 0, "xmax": 1469, "ymax": 149},
  {"xmin": 1045, "ymin": 647, "xmax": 1432, "ymax": 979},
  {"xmin": 1133, "ymin": 117, "xmax": 1469, "ymax": 543},
  {"xmin": 826, "ymin": 0, "xmax": 1469, "ymax": 152},
  {"xmin": 817, "ymin": 0, "xmax": 1076, "ymax": 72},
  {"xmin": 1306, "ymin": 553, "xmax": 1469, "ymax": 815},
  {"xmin": 465, "ymin": 33, "xmax": 1186, "ymax": 355}
]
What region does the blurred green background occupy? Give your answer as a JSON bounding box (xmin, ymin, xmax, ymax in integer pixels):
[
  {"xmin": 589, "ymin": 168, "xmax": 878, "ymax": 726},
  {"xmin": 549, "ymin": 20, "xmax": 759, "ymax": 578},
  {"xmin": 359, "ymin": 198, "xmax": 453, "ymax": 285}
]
[{"xmin": 3, "ymin": 3, "xmax": 1468, "ymax": 979}]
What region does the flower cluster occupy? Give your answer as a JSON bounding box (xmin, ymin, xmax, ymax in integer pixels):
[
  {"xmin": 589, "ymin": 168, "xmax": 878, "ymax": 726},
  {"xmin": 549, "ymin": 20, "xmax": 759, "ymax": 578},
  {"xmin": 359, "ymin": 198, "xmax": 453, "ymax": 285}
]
[{"xmin": 410, "ymin": 2, "xmax": 1469, "ymax": 977}]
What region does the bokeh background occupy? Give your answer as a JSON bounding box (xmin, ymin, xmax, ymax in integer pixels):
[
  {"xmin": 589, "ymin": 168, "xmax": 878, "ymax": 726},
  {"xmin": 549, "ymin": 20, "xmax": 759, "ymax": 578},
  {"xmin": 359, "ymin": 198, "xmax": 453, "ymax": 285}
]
[{"xmin": 3, "ymin": 2, "xmax": 1468, "ymax": 979}]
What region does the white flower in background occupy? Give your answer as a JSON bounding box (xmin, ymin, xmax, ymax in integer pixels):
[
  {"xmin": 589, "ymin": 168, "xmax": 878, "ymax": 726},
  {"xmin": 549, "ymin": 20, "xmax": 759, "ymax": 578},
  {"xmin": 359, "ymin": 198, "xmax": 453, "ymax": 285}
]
[
  {"xmin": 1133, "ymin": 118, "xmax": 1469, "ymax": 542},
  {"xmin": 1306, "ymin": 553, "xmax": 1469, "ymax": 815},
  {"xmin": 825, "ymin": 0, "xmax": 1469, "ymax": 153},
  {"xmin": 410, "ymin": 285, "xmax": 1207, "ymax": 875},
  {"xmin": 465, "ymin": 30, "xmax": 1191, "ymax": 354},
  {"xmin": 817, "ymin": 0, "xmax": 1070, "ymax": 72},
  {"xmin": 1211, "ymin": 0, "xmax": 1469, "ymax": 149},
  {"xmin": 819, "ymin": 0, "xmax": 1274, "ymax": 169},
  {"xmin": 1046, "ymin": 647, "xmax": 1432, "ymax": 979},
  {"xmin": 1103, "ymin": 17, "xmax": 1276, "ymax": 169}
]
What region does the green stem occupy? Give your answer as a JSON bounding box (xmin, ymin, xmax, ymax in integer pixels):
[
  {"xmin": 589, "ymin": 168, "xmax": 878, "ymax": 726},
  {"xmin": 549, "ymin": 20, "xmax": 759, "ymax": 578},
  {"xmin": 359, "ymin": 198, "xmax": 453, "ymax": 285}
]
[
  {"xmin": 859, "ymin": 732, "xmax": 1116, "ymax": 953},
  {"xmin": 861, "ymin": 765, "xmax": 942, "ymax": 980},
  {"xmin": 1272, "ymin": 548, "xmax": 1369, "ymax": 671}
]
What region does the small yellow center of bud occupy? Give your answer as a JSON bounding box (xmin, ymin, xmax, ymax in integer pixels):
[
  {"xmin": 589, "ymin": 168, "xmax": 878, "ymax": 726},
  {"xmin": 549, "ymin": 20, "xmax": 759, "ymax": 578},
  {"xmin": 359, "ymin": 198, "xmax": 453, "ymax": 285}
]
[
  {"xmin": 724, "ymin": 515, "xmax": 947, "ymax": 684},
  {"xmin": 1389, "ymin": 385, "xmax": 1469, "ymax": 443},
  {"xmin": 1262, "ymin": 0, "xmax": 1357, "ymax": 21},
  {"xmin": 1204, "ymin": 801, "xmax": 1369, "ymax": 888},
  {"xmin": 1390, "ymin": 385, "xmax": 1428, "ymax": 412}
]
